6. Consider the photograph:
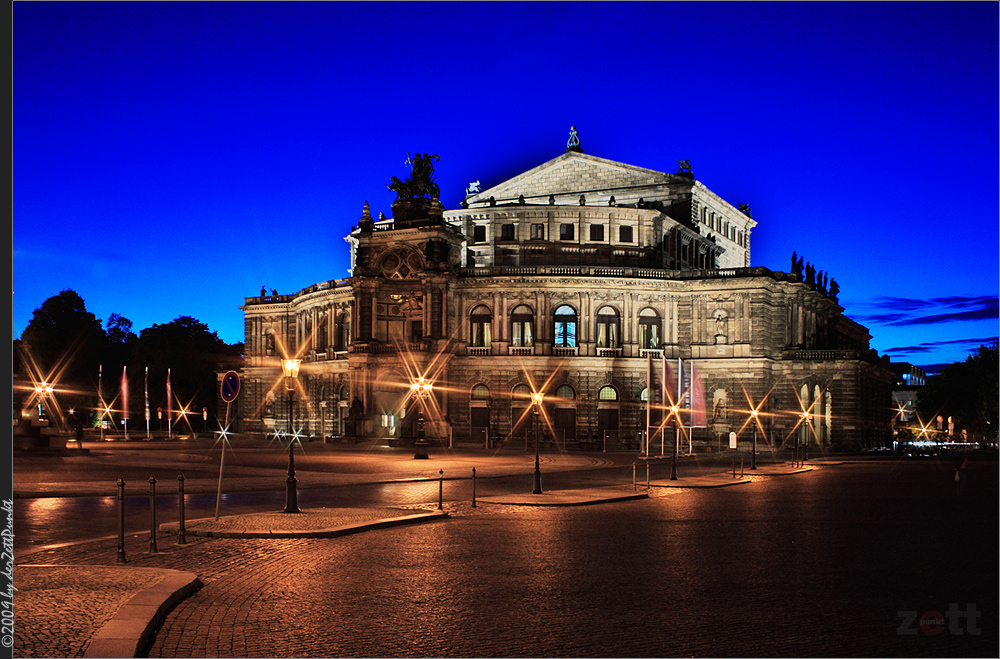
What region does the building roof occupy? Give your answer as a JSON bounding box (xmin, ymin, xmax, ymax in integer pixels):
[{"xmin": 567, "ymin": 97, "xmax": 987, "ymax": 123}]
[{"xmin": 464, "ymin": 151, "xmax": 683, "ymax": 206}]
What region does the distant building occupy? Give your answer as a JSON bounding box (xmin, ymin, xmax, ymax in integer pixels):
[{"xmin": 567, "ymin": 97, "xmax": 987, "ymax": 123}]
[
  {"xmin": 233, "ymin": 135, "xmax": 893, "ymax": 452},
  {"xmin": 888, "ymin": 362, "xmax": 926, "ymax": 388},
  {"xmin": 889, "ymin": 362, "xmax": 925, "ymax": 432}
]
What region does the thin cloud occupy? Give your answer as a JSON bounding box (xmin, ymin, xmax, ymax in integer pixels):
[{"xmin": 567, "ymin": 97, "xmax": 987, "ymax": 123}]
[
  {"xmin": 844, "ymin": 295, "xmax": 998, "ymax": 327},
  {"xmin": 882, "ymin": 336, "xmax": 999, "ymax": 356}
]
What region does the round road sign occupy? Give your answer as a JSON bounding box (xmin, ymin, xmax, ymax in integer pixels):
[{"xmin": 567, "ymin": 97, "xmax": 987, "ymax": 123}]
[{"xmin": 221, "ymin": 371, "xmax": 241, "ymax": 403}]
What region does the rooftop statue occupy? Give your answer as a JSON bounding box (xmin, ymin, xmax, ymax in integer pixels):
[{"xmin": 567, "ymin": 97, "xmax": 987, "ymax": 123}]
[
  {"xmin": 738, "ymin": 203, "xmax": 753, "ymax": 218},
  {"xmin": 676, "ymin": 160, "xmax": 692, "ymax": 174},
  {"xmin": 566, "ymin": 126, "xmax": 583, "ymax": 152},
  {"xmin": 386, "ymin": 152, "xmax": 441, "ymax": 202},
  {"xmin": 466, "ymin": 180, "xmax": 481, "ymax": 196}
]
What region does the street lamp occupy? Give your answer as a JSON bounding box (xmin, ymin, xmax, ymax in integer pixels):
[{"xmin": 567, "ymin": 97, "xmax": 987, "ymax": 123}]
[
  {"xmin": 410, "ymin": 376, "xmax": 433, "ymax": 459},
  {"xmin": 670, "ymin": 404, "xmax": 680, "ymax": 480},
  {"xmin": 532, "ymin": 392, "xmax": 544, "ymax": 494},
  {"xmin": 283, "ymin": 358, "xmax": 301, "ymax": 513},
  {"xmin": 750, "ymin": 409, "xmax": 759, "ymax": 470},
  {"xmin": 798, "ymin": 411, "xmax": 811, "ymax": 466},
  {"xmin": 34, "ymin": 382, "xmax": 54, "ymax": 422}
]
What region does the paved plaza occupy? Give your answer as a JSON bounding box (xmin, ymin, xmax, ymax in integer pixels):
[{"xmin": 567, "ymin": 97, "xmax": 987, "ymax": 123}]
[{"xmin": 11, "ymin": 444, "xmax": 999, "ymax": 658}]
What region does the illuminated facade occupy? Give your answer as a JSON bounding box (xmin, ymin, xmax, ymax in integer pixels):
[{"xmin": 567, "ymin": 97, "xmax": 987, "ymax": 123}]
[{"xmin": 234, "ymin": 142, "xmax": 893, "ymax": 452}]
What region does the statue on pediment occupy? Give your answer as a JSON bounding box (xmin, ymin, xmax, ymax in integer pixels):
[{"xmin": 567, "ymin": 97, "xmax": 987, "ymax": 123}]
[
  {"xmin": 387, "ymin": 152, "xmax": 441, "ymax": 202},
  {"xmin": 566, "ymin": 126, "xmax": 582, "ymax": 152}
]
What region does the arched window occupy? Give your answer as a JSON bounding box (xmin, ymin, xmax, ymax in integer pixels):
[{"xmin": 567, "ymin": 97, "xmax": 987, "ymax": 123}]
[
  {"xmin": 553, "ymin": 305, "xmax": 577, "ymax": 348},
  {"xmin": 555, "ymin": 384, "xmax": 575, "ymax": 400},
  {"xmin": 598, "ymin": 386, "xmax": 618, "ymax": 401},
  {"xmin": 510, "ymin": 305, "xmax": 534, "ymax": 347},
  {"xmin": 596, "ymin": 307, "xmax": 620, "ymax": 348},
  {"xmin": 638, "ymin": 308, "xmax": 661, "ymax": 349},
  {"xmin": 639, "ymin": 387, "xmax": 648, "ymax": 402},
  {"xmin": 470, "ymin": 305, "xmax": 492, "ymax": 347},
  {"xmin": 512, "ymin": 384, "xmax": 532, "ymax": 400},
  {"xmin": 471, "ymin": 384, "xmax": 490, "ymax": 400}
]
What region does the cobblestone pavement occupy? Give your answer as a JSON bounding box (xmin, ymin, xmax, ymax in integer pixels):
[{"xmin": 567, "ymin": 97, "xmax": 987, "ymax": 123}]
[
  {"xmin": 181, "ymin": 507, "xmax": 430, "ymax": 533},
  {"xmin": 13, "ymin": 566, "xmax": 164, "ymax": 658},
  {"xmin": 14, "ymin": 459, "xmax": 998, "ymax": 658}
]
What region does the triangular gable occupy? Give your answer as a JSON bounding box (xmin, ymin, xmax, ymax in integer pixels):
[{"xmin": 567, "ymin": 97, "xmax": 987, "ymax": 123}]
[{"xmin": 467, "ymin": 151, "xmax": 675, "ymax": 204}]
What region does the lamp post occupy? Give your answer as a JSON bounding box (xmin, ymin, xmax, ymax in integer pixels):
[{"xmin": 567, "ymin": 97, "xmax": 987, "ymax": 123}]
[
  {"xmin": 410, "ymin": 376, "xmax": 432, "ymax": 459},
  {"xmin": 750, "ymin": 409, "xmax": 758, "ymax": 470},
  {"xmin": 670, "ymin": 404, "xmax": 679, "ymax": 480},
  {"xmin": 34, "ymin": 382, "xmax": 54, "ymax": 423},
  {"xmin": 532, "ymin": 392, "xmax": 543, "ymax": 494},
  {"xmin": 283, "ymin": 358, "xmax": 301, "ymax": 514},
  {"xmin": 797, "ymin": 411, "xmax": 810, "ymax": 466}
]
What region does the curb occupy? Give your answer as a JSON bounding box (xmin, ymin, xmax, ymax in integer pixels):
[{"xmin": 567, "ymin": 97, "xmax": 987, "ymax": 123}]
[
  {"xmin": 158, "ymin": 510, "xmax": 449, "ymax": 539},
  {"xmin": 19, "ymin": 565, "xmax": 201, "ymax": 659},
  {"xmin": 477, "ymin": 490, "xmax": 649, "ymax": 506}
]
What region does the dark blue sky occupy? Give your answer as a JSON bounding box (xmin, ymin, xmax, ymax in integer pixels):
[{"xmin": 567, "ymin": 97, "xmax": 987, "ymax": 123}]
[{"xmin": 14, "ymin": 2, "xmax": 998, "ymax": 373}]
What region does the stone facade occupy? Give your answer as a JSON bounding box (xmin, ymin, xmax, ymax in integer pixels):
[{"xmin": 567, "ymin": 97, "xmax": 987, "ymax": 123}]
[{"xmin": 232, "ymin": 148, "xmax": 892, "ymax": 452}]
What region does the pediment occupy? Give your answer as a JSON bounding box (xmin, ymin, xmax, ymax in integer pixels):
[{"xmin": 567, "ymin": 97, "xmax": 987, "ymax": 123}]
[{"xmin": 466, "ymin": 152, "xmax": 675, "ymax": 204}]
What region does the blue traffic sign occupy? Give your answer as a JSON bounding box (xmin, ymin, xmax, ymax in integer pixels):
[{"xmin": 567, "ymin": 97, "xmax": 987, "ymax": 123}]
[{"xmin": 221, "ymin": 371, "xmax": 240, "ymax": 403}]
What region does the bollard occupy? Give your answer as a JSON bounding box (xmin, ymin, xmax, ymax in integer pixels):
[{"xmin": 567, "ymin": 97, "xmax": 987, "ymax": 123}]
[
  {"xmin": 438, "ymin": 469, "xmax": 444, "ymax": 510},
  {"xmin": 177, "ymin": 474, "xmax": 187, "ymax": 545},
  {"xmin": 116, "ymin": 477, "xmax": 127, "ymax": 563},
  {"xmin": 148, "ymin": 476, "xmax": 158, "ymax": 553},
  {"xmin": 472, "ymin": 467, "xmax": 477, "ymax": 508}
]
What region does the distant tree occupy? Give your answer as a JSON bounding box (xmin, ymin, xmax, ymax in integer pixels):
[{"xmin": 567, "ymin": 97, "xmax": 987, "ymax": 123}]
[
  {"xmin": 918, "ymin": 343, "xmax": 999, "ymax": 440},
  {"xmin": 19, "ymin": 289, "xmax": 106, "ymax": 388},
  {"xmin": 102, "ymin": 313, "xmax": 137, "ymax": 375},
  {"xmin": 130, "ymin": 316, "xmax": 242, "ymax": 429}
]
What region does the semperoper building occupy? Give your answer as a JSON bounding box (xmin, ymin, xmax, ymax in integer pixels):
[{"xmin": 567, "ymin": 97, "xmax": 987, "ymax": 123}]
[{"xmin": 234, "ymin": 130, "xmax": 893, "ymax": 453}]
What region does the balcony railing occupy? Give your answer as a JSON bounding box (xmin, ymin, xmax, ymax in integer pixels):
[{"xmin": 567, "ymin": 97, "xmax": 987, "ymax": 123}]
[
  {"xmin": 553, "ymin": 346, "xmax": 578, "ymax": 356},
  {"xmin": 597, "ymin": 348, "xmax": 622, "ymax": 358},
  {"xmin": 784, "ymin": 349, "xmax": 862, "ymax": 361},
  {"xmin": 458, "ymin": 265, "xmax": 779, "ymax": 281},
  {"xmin": 468, "ymin": 346, "xmax": 491, "ymax": 356},
  {"xmin": 509, "ymin": 346, "xmax": 534, "ymax": 356}
]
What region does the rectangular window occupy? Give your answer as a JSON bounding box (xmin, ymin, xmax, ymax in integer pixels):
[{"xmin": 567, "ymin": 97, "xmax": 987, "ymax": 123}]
[
  {"xmin": 473, "ymin": 225, "xmax": 486, "ymax": 243},
  {"xmin": 500, "ymin": 224, "xmax": 515, "ymax": 241},
  {"xmin": 589, "ymin": 224, "xmax": 605, "ymax": 241},
  {"xmin": 512, "ymin": 321, "xmax": 533, "ymax": 347},
  {"xmin": 619, "ymin": 225, "xmax": 633, "ymax": 243},
  {"xmin": 530, "ymin": 223, "xmax": 545, "ymax": 240},
  {"xmin": 560, "ymin": 223, "xmax": 575, "ymax": 240}
]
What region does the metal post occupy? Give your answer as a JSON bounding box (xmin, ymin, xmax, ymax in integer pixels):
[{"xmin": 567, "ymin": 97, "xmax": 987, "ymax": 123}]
[
  {"xmin": 438, "ymin": 469, "xmax": 444, "ymax": 510},
  {"xmin": 740, "ymin": 457, "xmax": 745, "ymax": 479},
  {"xmin": 148, "ymin": 476, "xmax": 158, "ymax": 553},
  {"xmin": 751, "ymin": 424, "xmax": 757, "ymax": 470},
  {"xmin": 472, "ymin": 467, "xmax": 477, "ymax": 508},
  {"xmin": 532, "ymin": 407, "xmax": 542, "ymax": 494},
  {"xmin": 670, "ymin": 420, "xmax": 679, "ymax": 480},
  {"xmin": 116, "ymin": 477, "xmax": 126, "ymax": 563},
  {"xmin": 646, "ymin": 461, "xmax": 650, "ymax": 489},
  {"xmin": 632, "ymin": 463, "xmax": 636, "ymax": 491},
  {"xmin": 215, "ymin": 435, "xmax": 226, "ymax": 521},
  {"xmin": 414, "ymin": 410, "xmax": 429, "ymax": 459},
  {"xmin": 177, "ymin": 474, "xmax": 187, "ymax": 544},
  {"xmin": 284, "ymin": 441, "xmax": 300, "ymax": 513}
]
